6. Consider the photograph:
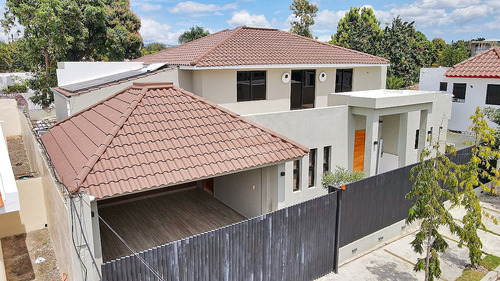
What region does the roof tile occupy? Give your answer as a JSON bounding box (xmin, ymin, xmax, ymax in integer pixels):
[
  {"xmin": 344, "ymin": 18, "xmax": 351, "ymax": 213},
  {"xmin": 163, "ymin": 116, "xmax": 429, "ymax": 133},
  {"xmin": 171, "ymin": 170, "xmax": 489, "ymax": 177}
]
[{"xmin": 445, "ymin": 47, "xmax": 500, "ymax": 78}]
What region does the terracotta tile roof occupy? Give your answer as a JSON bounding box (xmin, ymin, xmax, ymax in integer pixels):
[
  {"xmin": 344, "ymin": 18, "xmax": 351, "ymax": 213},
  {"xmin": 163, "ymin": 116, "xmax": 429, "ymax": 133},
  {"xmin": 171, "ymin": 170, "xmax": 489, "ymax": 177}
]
[
  {"xmin": 42, "ymin": 82, "xmax": 308, "ymax": 199},
  {"xmin": 52, "ymin": 67, "xmax": 174, "ymax": 97},
  {"xmin": 134, "ymin": 26, "xmax": 389, "ymax": 67},
  {"xmin": 445, "ymin": 47, "xmax": 500, "ymax": 78}
]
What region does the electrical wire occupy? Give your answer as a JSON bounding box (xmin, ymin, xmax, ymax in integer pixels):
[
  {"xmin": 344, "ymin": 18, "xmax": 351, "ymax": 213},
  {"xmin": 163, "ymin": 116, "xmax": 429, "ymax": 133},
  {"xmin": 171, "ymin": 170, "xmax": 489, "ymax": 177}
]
[
  {"xmin": 26, "ymin": 253, "xmax": 59, "ymax": 278},
  {"xmin": 98, "ymin": 215, "xmax": 166, "ymax": 281}
]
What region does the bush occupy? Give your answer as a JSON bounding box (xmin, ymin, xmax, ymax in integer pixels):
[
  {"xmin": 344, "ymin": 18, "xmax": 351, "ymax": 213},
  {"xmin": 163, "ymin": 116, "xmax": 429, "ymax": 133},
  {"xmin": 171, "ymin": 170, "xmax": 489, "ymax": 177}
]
[
  {"xmin": 3, "ymin": 83, "xmax": 27, "ymax": 93},
  {"xmin": 321, "ymin": 166, "xmax": 364, "ymax": 189}
]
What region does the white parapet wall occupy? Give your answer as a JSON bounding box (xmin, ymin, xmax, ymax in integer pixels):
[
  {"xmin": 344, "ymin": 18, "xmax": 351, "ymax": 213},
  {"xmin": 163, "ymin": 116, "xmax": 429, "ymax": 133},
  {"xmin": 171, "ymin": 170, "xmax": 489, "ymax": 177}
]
[{"xmin": 56, "ymin": 61, "xmax": 144, "ymax": 86}]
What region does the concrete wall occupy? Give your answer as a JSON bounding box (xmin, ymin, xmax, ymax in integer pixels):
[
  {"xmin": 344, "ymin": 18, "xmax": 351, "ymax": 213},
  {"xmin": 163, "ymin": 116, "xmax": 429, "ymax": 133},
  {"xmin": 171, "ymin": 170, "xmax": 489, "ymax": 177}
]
[
  {"xmin": 57, "ymin": 62, "xmax": 144, "ymax": 86},
  {"xmin": 0, "ymin": 100, "xmax": 21, "ymax": 137},
  {"xmin": 56, "ymin": 68, "xmax": 180, "ymax": 120},
  {"xmin": 352, "ymin": 66, "xmax": 387, "ymax": 91},
  {"xmin": 420, "ymin": 67, "xmax": 499, "ymax": 132},
  {"xmin": 19, "ymin": 112, "xmax": 74, "ymax": 279},
  {"xmin": 244, "ymin": 106, "xmax": 349, "ymax": 208},
  {"xmin": 0, "ymin": 178, "xmax": 47, "ymax": 237}
]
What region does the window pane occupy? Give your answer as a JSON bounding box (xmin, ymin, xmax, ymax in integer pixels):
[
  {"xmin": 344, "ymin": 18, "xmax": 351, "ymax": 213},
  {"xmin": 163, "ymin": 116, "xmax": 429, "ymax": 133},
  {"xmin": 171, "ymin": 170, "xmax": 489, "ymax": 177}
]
[
  {"xmin": 439, "ymin": 82, "xmax": 448, "ymax": 91},
  {"xmin": 323, "ymin": 146, "xmax": 330, "ymax": 174},
  {"xmin": 452, "ymin": 83, "xmax": 466, "ymax": 102},
  {"xmin": 293, "ymin": 160, "xmax": 300, "ymax": 191},
  {"xmin": 342, "ymin": 69, "xmax": 353, "ymax": 92},
  {"xmin": 291, "ymin": 70, "xmax": 302, "ymax": 110},
  {"xmin": 414, "ymin": 129, "xmax": 419, "ymax": 149},
  {"xmin": 237, "ymin": 72, "xmax": 251, "ymax": 101},
  {"xmin": 251, "ymin": 71, "xmax": 266, "ymax": 100},
  {"xmin": 308, "ymin": 149, "xmax": 316, "ymax": 187},
  {"xmin": 304, "ymin": 71, "xmax": 315, "ymax": 87},
  {"xmin": 335, "ymin": 70, "xmax": 342, "ymax": 93},
  {"xmin": 486, "ymin": 84, "xmax": 500, "ymax": 105}
]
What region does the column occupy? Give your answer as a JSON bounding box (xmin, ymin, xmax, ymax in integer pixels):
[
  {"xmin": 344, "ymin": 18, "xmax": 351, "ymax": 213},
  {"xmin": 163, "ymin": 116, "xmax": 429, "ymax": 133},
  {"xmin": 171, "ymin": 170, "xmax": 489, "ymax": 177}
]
[
  {"xmin": 364, "ymin": 113, "xmax": 379, "ymax": 176},
  {"xmin": 417, "ymin": 110, "xmax": 429, "ymax": 159}
]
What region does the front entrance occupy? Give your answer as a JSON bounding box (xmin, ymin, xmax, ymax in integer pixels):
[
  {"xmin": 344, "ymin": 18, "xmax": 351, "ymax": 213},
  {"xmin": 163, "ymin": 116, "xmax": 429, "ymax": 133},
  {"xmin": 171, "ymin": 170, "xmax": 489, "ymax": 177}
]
[
  {"xmin": 353, "ymin": 129, "xmax": 366, "ymax": 171},
  {"xmin": 290, "ymin": 70, "xmax": 316, "ymax": 110}
]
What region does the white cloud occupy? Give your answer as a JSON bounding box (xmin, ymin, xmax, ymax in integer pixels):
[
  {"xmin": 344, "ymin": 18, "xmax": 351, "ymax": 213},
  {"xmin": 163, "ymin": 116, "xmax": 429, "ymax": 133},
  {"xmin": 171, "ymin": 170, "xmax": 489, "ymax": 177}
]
[
  {"xmin": 389, "ymin": 4, "xmax": 452, "ymax": 27},
  {"xmin": 139, "ymin": 18, "xmax": 183, "ymax": 45},
  {"xmin": 316, "ymin": 35, "xmax": 332, "ymax": 42},
  {"xmin": 315, "ymin": 9, "xmax": 347, "ymax": 28},
  {"xmin": 226, "ymin": 10, "xmax": 270, "ymax": 28},
  {"xmin": 416, "ymin": 0, "xmax": 482, "ymax": 9},
  {"xmin": 450, "ymin": 5, "xmax": 491, "ymax": 25},
  {"xmin": 141, "ymin": 3, "xmax": 162, "ymax": 12},
  {"xmin": 168, "ymin": 1, "xmax": 237, "ymax": 14}
]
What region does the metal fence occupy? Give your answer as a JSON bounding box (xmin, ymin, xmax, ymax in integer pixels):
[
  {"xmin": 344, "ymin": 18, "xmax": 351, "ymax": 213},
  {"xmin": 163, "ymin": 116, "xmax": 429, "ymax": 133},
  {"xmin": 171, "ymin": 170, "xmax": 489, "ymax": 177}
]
[
  {"xmin": 339, "ymin": 146, "xmax": 473, "ymax": 246},
  {"xmin": 102, "ymin": 191, "xmax": 339, "ymax": 281}
]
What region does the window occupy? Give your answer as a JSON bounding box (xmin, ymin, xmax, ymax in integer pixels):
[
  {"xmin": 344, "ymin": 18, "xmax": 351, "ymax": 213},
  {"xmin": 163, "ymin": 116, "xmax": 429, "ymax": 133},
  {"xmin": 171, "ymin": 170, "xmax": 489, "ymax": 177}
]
[
  {"xmin": 290, "ymin": 70, "xmax": 316, "ymax": 110},
  {"xmin": 293, "ymin": 160, "xmax": 300, "ymax": 191},
  {"xmin": 452, "ymin": 83, "xmax": 466, "ymax": 102},
  {"xmin": 335, "ymin": 69, "xmax": 353, "ymax": 93},
  {"xmin": 414, "ymin": 129, "xmax": 419, "ymax": 149},
  {"xmin": 486, "ymin": 84, "xmax": 500, "ymax": 105},
  {"xmin": 323, "ymin": 146, "xmax": 331, "ymax": 174},
  {"xmin": 439, "ymin": 82, "xmax": 448, "ymax": 91},
  {"xmin": 308, "ymin": 149, "xmax": 316, "ymax": 187},
  {"xmin": 237, "ymin": 71, "xmax": 266, "ymax": 102}
]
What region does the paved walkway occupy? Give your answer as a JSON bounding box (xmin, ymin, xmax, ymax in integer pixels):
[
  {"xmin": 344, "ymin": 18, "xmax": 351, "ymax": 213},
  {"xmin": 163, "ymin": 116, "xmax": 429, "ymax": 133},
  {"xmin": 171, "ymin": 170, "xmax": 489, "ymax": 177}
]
[{"xmin": 317, "ymin": 193, "xmax": 500, "ymax": 281}]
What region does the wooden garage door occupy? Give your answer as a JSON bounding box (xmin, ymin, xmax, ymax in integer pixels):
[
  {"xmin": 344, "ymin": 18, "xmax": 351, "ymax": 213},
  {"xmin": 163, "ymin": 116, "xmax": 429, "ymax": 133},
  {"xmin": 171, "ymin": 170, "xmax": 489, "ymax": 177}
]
[{"xmin": 353, "ymin": 130, "xmax": 365, "ymax": 171}]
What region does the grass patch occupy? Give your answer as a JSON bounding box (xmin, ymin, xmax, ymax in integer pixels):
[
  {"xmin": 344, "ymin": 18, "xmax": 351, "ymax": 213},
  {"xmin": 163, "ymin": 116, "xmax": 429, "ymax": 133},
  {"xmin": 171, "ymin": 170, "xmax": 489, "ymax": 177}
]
[
  {"xmin": 455, "ymin": 269, "xmax": 485, "ymax": 281},
  {"xmin": 480, "ymin": 254, "xmax": 500, "ymax": 271}
]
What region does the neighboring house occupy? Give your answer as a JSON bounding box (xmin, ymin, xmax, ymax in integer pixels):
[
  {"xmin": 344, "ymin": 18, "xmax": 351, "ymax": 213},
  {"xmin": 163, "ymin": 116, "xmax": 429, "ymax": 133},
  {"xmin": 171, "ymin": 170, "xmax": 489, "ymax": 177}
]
[
  {"xmin": 41, "ymin": 27, "xmax": 452, "ymax": 279},
  {"xmin": 420, "ymin": 47, "xmax": 500, "ymax": 132},
  {"xmin": 471, "ymin": 40, "xmax": 500, "ymax": 56}
]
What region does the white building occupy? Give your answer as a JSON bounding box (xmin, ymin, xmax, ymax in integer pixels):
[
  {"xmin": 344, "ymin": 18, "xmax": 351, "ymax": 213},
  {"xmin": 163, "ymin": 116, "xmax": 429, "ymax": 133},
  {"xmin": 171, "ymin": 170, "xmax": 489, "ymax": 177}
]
[{"xmin": 420, "ymin": 47, "xmax": 500, "ymax": 132}]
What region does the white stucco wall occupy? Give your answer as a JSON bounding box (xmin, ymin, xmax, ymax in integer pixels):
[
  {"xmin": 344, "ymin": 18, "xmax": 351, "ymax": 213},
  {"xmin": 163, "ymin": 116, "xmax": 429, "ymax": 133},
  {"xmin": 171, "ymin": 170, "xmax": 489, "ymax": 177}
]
[
  {"xmin": 56, "ymin": 62, "xmax": 144, "ymax": 86},
  {"xmin": 420, "ymin": 67, "xmax": 500, "ymax": 132},
  {"xmin": 244, "ymin": 106, "xmax": 349, "ymax": 208}
]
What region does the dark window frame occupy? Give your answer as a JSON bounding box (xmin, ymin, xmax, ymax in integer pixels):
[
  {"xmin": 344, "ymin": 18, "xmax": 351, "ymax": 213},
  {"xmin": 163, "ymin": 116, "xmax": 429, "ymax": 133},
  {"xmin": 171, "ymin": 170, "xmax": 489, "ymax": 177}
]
[
  {"xmin": 237, "ymin": 71, "xmax": 267, "ymax": 102},
  {"xmin": 486, "ymin": 84, "xmax": 500, "ymax": 105},
  {"xmin": 414, "ymin": 129, "xmax": 419, "ymax": 150},
  {"xmin": 308, "ymin": 149, "xmax": 317, "ymax": 187},
  {"xmin": 452, "ymin": 83, "xmax": 466, "ymax": 103},
  {"xmin": 323, "ymin": 146, "xmax": 331, "ymax": 174},
  {"xmin": 293, "ymin": 160, "xmax": 300, "ymax": 192},
  {"xmin": 335, "ymin": 69, "xmax": 353, "ymax": 93},
  {"xmin": 439, "ymin": 82, "xmax": 448, "ymax": 92}
]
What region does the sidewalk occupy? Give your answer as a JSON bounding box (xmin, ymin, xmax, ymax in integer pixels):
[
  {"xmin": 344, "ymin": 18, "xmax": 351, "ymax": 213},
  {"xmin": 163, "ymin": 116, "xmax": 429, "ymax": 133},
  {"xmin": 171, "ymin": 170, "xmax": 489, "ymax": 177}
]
[{"xmin": 317, "ymin": 192, "xmax": 500, "ymax": 281}]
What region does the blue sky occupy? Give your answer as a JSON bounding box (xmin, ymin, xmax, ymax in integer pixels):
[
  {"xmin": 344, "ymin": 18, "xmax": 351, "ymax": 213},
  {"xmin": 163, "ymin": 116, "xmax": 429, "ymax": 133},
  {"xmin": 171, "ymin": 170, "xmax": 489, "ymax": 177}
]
[{"xmin": 1, "ymin": 0, "xmax": 499, "ymax": 45}]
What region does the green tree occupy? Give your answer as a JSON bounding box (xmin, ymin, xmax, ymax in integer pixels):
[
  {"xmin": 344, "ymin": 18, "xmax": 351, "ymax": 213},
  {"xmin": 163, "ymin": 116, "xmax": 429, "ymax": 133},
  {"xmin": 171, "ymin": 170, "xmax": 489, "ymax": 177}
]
[
  {"xmin": 289, "ymin": 0, "xmax": 318, "ymax": 38},
  {"xmin": 406, "ymin": 127, "xmax": 461, "ymax": 281},
  {"xmin": 386, "ymin": 76, "xmax": 405, "ymax": 89},
  {"xmin": 0, "ymin": 42, "xmax": 12, "ymax": 71},
  {"xmin": 178, "ymin": 26, "xmax": 210, "ymax": 44},
  {"xmin": 458, "ymin": 107, "xmax": 500, "ymax": 267},
  {"xmin": 321, "ymin": 166, "xmax": 364, "ymax": 188},
  {"xmin": 438, "ymin": 40, "xmax": 470, "ymax": 67},
  {"xmin": 140, "ymin": 42, "xmax": 168, "ymax": 56},
  {"xmin": 330, "ymin": 7, "xmax": 382, "ymax": 56}
]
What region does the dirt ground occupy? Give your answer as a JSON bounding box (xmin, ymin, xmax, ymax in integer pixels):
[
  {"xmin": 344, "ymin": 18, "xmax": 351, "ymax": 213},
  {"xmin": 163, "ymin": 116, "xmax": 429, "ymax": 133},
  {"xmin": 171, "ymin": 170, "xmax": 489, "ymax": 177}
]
[
  {"xmin": 1, "ymin": 228, "xmax": 60, "ymax": 281},
  {"xmin": 6, "ymin": 136, "xmax": 33, "ymax": 178}
]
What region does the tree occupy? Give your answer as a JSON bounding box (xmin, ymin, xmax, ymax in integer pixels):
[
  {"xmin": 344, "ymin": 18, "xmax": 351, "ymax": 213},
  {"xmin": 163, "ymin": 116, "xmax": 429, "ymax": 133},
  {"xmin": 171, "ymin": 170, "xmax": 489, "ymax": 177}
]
[
  {"xmin": 386, "ymin": 76, "xmax": 404, "ymax": 89},
  {"xmin": 178, "ymin": 26, "xmax": 210, "ymax": 44},
  {"xmin": 289, "ymin": 0, "xmax": 318, "ymax": 38},
  {"xmin": 321, "ymin": 166, "xmax": 364, "ymax": 188},
  {"xmin": 406, "ymin": 127, "xmax": 461, "ymax": 281},
  {"xmin": 140, "ymin": 42, "xmax": 168, "ymax": 56},
  {"xmin": 458, "ymin": 107, "xmax": 500, "ymax": 267},
  {"xmin": 438, "ymin": 40, "xmax": 470, "ymax": 67},
  {"xmin": 484, "ymin": 107, "xmax": 500, "ymax": 154},
  {"xmin": 0, "ymin": 42, "xmax": 12, "ymax": 71},
  {"xmin": 330, "ymin": 7, "xmax": 382, "ymax": 56}
]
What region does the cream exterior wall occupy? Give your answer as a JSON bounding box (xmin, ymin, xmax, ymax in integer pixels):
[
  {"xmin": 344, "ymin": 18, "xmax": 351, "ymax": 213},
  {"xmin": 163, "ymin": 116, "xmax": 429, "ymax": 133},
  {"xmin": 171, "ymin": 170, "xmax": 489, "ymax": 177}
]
[
  {"xmin": 420, "ymin": 67, "xmax": 500, "ymax": 132},
  {"xmin": 352, "ymin": 66, "xmax": 387, "ymax": 91},
  {"xmin": 0, "ymin": 100, "xmax": 22, "ymax": 137},
  {"xmin": 244, "ymin": 106, "xmax": 349, "ymax": 208}
]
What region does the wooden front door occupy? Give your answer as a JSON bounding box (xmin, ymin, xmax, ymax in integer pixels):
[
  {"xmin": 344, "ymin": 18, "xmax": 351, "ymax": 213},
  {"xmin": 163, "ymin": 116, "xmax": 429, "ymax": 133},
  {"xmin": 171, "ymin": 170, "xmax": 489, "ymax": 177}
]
[{"xmin": 353, "ymin": 130, "xmax": 366, "ymax": 171}]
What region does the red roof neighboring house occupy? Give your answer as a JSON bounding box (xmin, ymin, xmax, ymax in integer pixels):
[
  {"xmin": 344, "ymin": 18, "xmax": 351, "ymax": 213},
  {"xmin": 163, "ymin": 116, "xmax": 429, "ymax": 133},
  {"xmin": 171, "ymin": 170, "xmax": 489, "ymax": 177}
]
[
  {"xmin": 42, "ymin": 83, "xmax": 309, "ymax": 199},
  {"xmin": 134, "ymin": 26, "xmax": 389, "ymax": 67},
  {"xmin": 445, "ymin": 46, "xmax": 500, "ymax": 78}
]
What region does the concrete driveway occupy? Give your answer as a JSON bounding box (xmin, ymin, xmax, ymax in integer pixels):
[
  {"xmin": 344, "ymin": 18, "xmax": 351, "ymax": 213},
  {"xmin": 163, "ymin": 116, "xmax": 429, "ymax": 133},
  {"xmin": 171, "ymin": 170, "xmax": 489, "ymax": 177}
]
[{"xmin": 317, "ymin": 192, "xmax": 500, "ymax": 281}]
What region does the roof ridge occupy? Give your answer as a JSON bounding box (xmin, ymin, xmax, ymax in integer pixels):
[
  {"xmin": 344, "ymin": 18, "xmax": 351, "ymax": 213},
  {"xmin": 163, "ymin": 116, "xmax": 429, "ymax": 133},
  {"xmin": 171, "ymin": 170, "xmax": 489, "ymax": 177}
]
[
  {"xmin": 189, "ymin": 27, "xmax": 242, "ymax": 66},
  {"xmin": 69, "ymin": 86, "xmax": 148, "ymax": 193},
  {"xmin": 171, "ymin": 85, "xmax": 310, "ymax": 154},
  {"xmin": 287, "ymin": 30, "xmax": 390, "ymax": 64},
  {"xmin": 445, "ymin": 46, "xmax": 500, "ymax": 77}
]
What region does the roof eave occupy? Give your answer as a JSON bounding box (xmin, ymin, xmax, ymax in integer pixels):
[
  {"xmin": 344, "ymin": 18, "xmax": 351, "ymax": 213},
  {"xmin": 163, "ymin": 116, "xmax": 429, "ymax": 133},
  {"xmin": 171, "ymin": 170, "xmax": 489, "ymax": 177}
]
[{"xmin": 179, "ymin": 63, "xmax": 390, "ymax": 70}]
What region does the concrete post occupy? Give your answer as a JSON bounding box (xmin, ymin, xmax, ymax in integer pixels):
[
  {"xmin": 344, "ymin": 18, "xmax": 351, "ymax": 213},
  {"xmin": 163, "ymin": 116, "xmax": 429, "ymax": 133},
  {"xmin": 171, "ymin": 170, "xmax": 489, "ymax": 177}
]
[
  {"xmin": 398, "ymin": 112, "xmax": 413, "ymax": 167},
  {"xmin": 417, "ymin": 110, "xmax": 429, "ymax": 159},
  {"xmin": 68, "ymin": 193, "xmax": 102, "ymax": 281},
  {"xmin": 364, "ymin": 113, "xmax": 379, "ymax": 176}
]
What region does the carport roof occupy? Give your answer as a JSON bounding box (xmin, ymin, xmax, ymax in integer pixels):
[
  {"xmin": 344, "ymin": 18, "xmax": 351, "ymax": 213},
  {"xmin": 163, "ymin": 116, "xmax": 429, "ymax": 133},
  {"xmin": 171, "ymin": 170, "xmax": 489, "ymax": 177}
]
[{"xmin": 41, "ymin": 82, "xmax": 308, "ymax": 199}]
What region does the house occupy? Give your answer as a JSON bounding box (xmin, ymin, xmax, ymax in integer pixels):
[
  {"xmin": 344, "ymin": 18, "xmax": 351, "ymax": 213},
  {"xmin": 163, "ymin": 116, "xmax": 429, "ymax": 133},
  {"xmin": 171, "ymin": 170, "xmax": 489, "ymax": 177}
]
[
  {"xmin": 41, "ymin": 27, "xmax": 453, "ymax": 280},
  {"xmin": 420, "ymin": 47, "xmax": 500, "ymax": 132}
]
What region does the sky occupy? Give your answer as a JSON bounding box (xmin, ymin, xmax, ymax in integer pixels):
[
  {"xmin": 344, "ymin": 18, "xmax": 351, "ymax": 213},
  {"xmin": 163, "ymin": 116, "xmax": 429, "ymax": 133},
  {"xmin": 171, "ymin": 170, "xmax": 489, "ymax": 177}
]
[{"xmin": 0, "ymin": 0, "xmax": 499, "ymax": 46}]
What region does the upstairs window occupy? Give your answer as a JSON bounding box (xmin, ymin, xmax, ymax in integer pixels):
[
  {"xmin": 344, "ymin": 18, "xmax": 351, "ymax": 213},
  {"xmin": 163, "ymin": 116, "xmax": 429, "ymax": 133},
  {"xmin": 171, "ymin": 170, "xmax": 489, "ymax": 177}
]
[
  {"xmin": 486, "ymin": 84, "xmax": 500, "ymax": 105},
  {"xmin": 293, "ymin": 160, "xmax": 300, "ymax": 192},
  {"xmin": 237, "ymin": 71, "xmax": 266, "ymax": 102},
  {"xmin": 308, "ymin": 149, "xmax": 316, "ymax": 187},
  {"xmin": 323, "ymin": 146, "xmax": 331, "ymax": 174},
  {"xmin": 452, "ymin": 83, "xmax": 466, "ymax": 103},
  {"xmin": 439, "ymin": 82, "xmax": 448, "ymax": 91},
  {"xmin": 335, "ymin": 69, "xmax": 353, "ymax": 93}
]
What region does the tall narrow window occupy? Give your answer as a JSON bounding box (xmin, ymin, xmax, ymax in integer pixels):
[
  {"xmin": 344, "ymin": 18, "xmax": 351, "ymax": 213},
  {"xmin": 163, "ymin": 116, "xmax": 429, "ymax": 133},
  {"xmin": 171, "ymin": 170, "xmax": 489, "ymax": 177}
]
[
  {"xmin": 414, "ymin": 129, "xmax": 419, "ymax": 149},
  {"xmin": 335, "ymin": 69, "xmax": 353, "ymax": 93},
  {"xmin": 237, "ymin": 71, "xmax": 266, "ymax": 102},
  {"xmin": 452, "ymin": 83, "xmax": 466, "ymax": 102},
  {"xmin": 323, "ymin": 146, "xmax": 331, "ymax": 174},
  {"xmin": 439, "ymin": 82, "xmax": 448, "ymax": 91},
  {"xmin": 308, "ymin": 149, "xmax": 316, "ymax": 187},
  {"xmin": 485, "ymin": 84, "xmax": 500, "ymax": 105},
  {"xmin": 293, "ymin": 160, "xmax": 300, "ymax": 191}
]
